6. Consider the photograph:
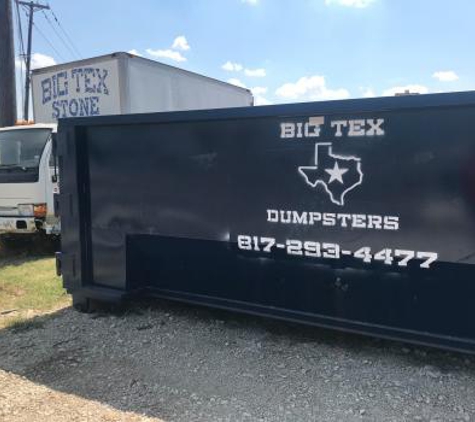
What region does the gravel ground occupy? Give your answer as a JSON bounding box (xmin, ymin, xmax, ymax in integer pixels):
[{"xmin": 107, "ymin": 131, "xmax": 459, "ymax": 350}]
[{"xmin": 0, "ymin": 299, "xmax": 474, "ymax": 422}]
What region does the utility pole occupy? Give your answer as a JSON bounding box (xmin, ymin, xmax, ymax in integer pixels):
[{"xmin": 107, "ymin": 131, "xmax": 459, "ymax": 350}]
[
  {"xmin": 17, "ymin": 0, "xmax": 49, "ymax": 121},
  {"xmin": 0, "ymin": 0, "xmax": 17, "ymax": 127}
]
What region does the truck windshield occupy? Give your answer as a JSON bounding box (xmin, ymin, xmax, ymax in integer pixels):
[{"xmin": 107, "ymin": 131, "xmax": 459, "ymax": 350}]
[
  {"xmin": 0, "ymin": 128, "xmax": 51, "ymax": 169},
  {"xmin": 0, "ymin": 128, "xmax": 51, "ymax": 183}
]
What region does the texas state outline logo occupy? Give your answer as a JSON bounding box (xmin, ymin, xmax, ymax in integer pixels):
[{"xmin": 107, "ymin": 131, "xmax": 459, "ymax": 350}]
[{"xmin": 298, "ymin": 142, "xmax": 363, "ymax": 206}]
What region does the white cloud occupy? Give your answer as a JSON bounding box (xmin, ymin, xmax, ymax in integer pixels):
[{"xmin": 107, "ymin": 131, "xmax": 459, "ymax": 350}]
[
  {"xmin": 222, "ymin": 61, "xmax": 243, "ymax": 72},
  {"xmin": 250, "ymin": 86, "xmax": 271, "ymax": 105},
  {"xmin": 128, "ymin": 49, "xmax": 143, "ymax": 57},
  {"xmin": 251, "ymin": 86, "xmax": 267, "ymax": 95},
  {"xmin": 275, "ymin": 75, "xmax": 350, "ymax": 102},
  {"xmin": 15, "ymin": 53, "xmax": 56, "ymax": 71},
  {"xmin": 226, "ymin": 85, "xmax": 271, "ymax": 105},
  {"xmin": 242, "ymin": 0, "xmax": 258, "ymax": 5},
  {"xmin": 383, "ymin": 84, "xmax": 429, "ymax": 96},
  {"xmin": 244, "ymin": 68, "xmax": 266, "ymax": 77},
  {"xmin": 222, "ymin": 62, "xmax": 266, "ymax": 77},
  {"xmin": 22, "ymin": 53, "xmax": 56, "ymax": 70},
  {"xmin": 360, "ymin": 87, "xmax": 375, "ymax": 98},
  {"xmin": 172, "ymin": 35, "xmax": 190, "ymax": 51},
  {"xmin": 227, "ymin": 78, "xmax": 247, "ymax": 88},
  {"xmin": 146, "ymin": 36, "xmax": 190, "ymax": 63},
  {"xmin": 146, "ymin": 48, "xmax": 187, "ymax": 62},
  {"xmin": 254, "ymin": 95, "xmax": 272, "ymax": 106},
  {"xmin": 325, "ymin": 0, "xmax": 375, "ymax": 7},
  {"xmin": 433, "ymin": 70, "xmax": 459, "ymax": 82},
  {"xmin": 227, "ymin": 79, "xmax": 270, "ymax": 105}
]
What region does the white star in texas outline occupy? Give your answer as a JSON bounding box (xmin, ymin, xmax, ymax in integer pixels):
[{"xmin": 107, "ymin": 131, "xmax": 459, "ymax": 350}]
[{"xmin": 325, "ymin": 161, "xmax": 348, "ymax": 184}]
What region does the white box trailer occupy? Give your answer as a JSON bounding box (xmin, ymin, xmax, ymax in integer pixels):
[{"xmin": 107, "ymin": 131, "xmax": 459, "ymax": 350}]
[
  {"xmin": 31, "ymin": 52, "xmax": 253, "ymax": 123},
  {"xmin": 0, "ymin": 53, "xmax": 253, "ymax": 241}
]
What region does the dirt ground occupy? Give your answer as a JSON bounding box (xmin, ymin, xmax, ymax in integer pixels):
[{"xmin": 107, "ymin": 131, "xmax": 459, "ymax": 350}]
[{"xmin": 0, "ymin": 369, "xmax": 161, "ymax": 422}]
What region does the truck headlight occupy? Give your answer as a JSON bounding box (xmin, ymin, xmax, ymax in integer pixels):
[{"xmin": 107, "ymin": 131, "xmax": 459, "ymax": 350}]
[
  {"xmin": 18, "ymin": 204, "xmax": 34, "ymax": 216},
  {"xmin": 17, "ymin": 204, "xmax": 47, "ymax": 218},
  {"xmin": 33, "ymin": 204, "xmax": 47, "ymax": 218}
]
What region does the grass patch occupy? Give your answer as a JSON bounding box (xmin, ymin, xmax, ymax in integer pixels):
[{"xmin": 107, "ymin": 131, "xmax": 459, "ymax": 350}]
[{"xmin": 0, "ymin": 257, "xmax": 71, "ymax": 329}]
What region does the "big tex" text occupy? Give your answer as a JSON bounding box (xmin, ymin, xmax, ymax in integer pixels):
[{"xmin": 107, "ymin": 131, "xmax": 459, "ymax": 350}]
[{"xmin": 280, "ymin": 116, "xmax": 385, "ymax": 139}]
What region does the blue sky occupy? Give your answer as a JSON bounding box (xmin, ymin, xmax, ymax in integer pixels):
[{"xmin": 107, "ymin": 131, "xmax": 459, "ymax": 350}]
[{"xmin": 14, "ymin": 0, "xmax": 475, "ymax": 107}]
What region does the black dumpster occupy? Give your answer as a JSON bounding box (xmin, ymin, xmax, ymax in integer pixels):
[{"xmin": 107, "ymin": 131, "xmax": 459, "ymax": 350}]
[{"xmin": 58, "ymin": 91, "xmax": 475, "ymax": 353}]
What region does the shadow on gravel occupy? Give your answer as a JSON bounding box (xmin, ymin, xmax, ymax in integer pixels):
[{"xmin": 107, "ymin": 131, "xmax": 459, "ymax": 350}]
[{"xmin": 1, "ymin": 296, "xmax": 475, "ymax": 421}]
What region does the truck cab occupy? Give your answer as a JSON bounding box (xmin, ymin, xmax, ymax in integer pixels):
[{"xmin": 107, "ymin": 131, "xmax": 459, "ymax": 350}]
[{"xmin": 0, "ymin": 123, "xmax": 59, "ymax": 239}]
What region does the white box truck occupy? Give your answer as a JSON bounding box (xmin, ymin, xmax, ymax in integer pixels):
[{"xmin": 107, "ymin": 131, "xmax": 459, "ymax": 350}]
[
  {"xmin": 0, "ymin": 52, "xmax": 253, "ymax": 242},
  {"xmin": 31, "ymin": 51, "xmax": 253, "ymax": 122}
]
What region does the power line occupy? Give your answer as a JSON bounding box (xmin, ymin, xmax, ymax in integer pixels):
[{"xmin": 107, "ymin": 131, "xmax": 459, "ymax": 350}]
[
  {"xmin": 41, "ymin": 9, "xmax": 77, "ymax": 60},
  {"xmin": 31, "ymin": 21, "xmax": 66, "ymax": 62},
  {"xmin": 20, "ymin": 3, "xmax": 67, "ymax": 63},
  {"xmin": 17, "ymin": 1, "xmax": 51, "ymax": 121},
  {"xmin": 16, "ymin": 1, "xmax": 81, "ymax": 120},
  {"xmin": 47, "ymin": 5, "xmax": 82, "ymax": 59}
]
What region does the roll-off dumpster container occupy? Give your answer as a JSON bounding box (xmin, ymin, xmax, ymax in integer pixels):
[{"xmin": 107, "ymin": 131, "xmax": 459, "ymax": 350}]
[{"xmin": 57, "ymin": 91, "xmax": 475, "ymax": 353}]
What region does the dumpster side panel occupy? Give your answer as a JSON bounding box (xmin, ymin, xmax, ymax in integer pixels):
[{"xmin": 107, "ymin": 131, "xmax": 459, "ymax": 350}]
[{"xmin": 60, "ymin": 93, "xmax": 475, "ymax": 351}]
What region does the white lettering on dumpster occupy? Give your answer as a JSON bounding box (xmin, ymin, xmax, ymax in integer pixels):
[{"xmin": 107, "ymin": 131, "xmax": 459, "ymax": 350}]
[
  {"xmin": 280, "ymin": 117, "xmax": 324, "ymax": 138},
  {"xmin": 279, "ymin": 116, "xmax": 385, "ymax": 206},
  {"xmin": 280, "ymin": 117, "xmax": 385, "ymax": 139},
  {"xmin": 236, "ymin": 235, "xmax": 438, "ymax": 269},
  {"xmin": 266, "ymin": 209, "xmax": 399, "ymax": 231}
]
